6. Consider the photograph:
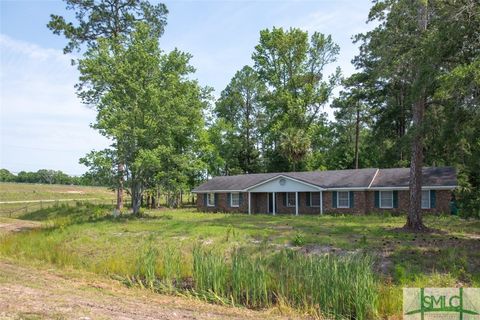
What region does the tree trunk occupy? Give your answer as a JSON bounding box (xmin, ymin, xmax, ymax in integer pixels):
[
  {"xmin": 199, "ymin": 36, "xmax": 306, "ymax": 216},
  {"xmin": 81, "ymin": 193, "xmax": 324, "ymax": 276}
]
[
  {"xmin": 354, "ymin": 105, "xmax": 360, "ymax": 169},
  {"xmin": 116, "ymin": 163, "xmax": 124, "ymax": 211},
  {"xmin": 405, "ymin": 96, "xmax": 427, "ymax": 231},
  {"xmin": 131, "ymin": 181, "xmax": 143, "ymax": 216}
]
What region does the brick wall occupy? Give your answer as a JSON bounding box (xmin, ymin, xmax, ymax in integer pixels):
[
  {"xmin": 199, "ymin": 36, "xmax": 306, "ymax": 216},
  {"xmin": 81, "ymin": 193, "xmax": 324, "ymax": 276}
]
[
  {"xmin": 196, "ymin": 192, "xmax": 248, "ymax": 213},
  {"xmin": 366, "ymin": 190, "xmax": 451, "ymax": 214},
  {"xmin": 322, "ymin": 191, "xmax": 366, "ymax": 215},
  {"xmin": 196, "ymin": 190, "xmax": 452, "ymax": 215}
]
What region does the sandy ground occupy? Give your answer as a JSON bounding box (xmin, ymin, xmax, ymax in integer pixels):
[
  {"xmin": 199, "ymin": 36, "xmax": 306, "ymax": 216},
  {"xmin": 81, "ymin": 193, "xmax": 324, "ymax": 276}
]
[
  {"xmin": 0, "ymin": 259, "xmax": 289, "ymax": 320},
  {"xmin": 0, "ymin": 218, "xmax": 41, "ymax": 233}
]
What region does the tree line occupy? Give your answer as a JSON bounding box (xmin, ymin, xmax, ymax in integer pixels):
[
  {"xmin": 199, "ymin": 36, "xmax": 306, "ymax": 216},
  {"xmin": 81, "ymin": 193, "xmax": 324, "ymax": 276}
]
[
  {"xmin": 0, "ymin": 169, "xmax": 89, "ymax": 185},
  {"xmin": 39, "ymin": 0, "xmax": 479, "ymax": 224}
]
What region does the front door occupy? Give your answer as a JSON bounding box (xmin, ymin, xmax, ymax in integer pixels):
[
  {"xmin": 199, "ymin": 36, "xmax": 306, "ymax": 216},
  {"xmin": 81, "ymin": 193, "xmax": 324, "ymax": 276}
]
[{"xmin": 268, "ymin": 193, "xmax": 274, "ymax": 213}]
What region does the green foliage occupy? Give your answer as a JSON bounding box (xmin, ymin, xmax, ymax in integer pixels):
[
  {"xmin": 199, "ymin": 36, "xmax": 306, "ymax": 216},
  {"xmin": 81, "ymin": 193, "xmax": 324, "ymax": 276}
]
[
  {"xmin": 210, "ymin": 27, "xmax": 340, "ymax": 173},
  {"xmin": 212, "ymin": 66, "xmax": 266, "ymax": 174},
  {"xmin": 0, "ymin": 169, "xmax": 85, "ymax": 185},
  {"xmin": 350, "ymin": 0, "xmax": 480, "ymax": 217},
  {"xmin": 47, "ymin": 0, "xmax": 168, "ymax": 53},
  {"xmin": 291, "ymin": 232, "xmax": 305, "ymax": 246},
  {"xmin": 77, "ymin": 23, "xmax": 207, "ymax": 213}
]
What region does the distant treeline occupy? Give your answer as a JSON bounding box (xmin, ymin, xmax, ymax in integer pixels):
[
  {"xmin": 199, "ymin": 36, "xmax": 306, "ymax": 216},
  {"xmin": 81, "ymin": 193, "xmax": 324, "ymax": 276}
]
[{"xmin": 0, "ymin": 169, "xmax": 103, "ymax": 186}]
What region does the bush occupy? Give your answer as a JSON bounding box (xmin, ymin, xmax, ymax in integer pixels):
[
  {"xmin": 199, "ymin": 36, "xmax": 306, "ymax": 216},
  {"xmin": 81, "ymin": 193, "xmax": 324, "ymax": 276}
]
[{"xmin": 291, "ymin": 232, "xmax": 305, "ymax": 246}]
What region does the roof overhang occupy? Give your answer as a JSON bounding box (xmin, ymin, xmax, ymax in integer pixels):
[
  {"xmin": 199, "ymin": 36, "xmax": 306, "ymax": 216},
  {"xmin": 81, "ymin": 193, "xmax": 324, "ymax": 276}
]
[
  {"xmin": 245, "ymin": 174, "xmax": 324, "ymax": 192},
  {"xmin": 369, "ymin": 185, "xmax": 457, "ymax": 190}
]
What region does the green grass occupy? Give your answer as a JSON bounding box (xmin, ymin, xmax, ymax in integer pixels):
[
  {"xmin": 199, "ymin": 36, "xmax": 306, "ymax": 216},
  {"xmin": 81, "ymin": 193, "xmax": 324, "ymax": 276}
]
[
  {"xmin": 0, "ymin": 182, "xmax": 115, "ymax": 202},
  {"xmin": 0, "ymin": 204, "xmax": 479, "ymax": 318}
]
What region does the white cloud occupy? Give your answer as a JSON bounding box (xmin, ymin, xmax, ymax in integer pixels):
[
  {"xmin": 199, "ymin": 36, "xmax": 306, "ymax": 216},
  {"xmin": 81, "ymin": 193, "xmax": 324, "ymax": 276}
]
[{"xmin": 0, "ymin": 34, "xmax": 110, "ymax": 175}]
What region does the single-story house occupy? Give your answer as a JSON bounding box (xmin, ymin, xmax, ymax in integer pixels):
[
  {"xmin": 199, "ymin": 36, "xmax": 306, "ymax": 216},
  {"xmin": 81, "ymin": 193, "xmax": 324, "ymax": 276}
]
[{"xmin": 192, "ymin": 167, "xmax": 456, "ymax": 215}]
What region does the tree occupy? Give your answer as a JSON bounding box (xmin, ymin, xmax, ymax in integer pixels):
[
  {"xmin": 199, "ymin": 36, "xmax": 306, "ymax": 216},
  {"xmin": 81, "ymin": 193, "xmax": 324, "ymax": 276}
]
[
  {"xmin": 330, "ymin": 73, "xmax": 371, "ymax": 169},
  {"xmin": 48, "ymin": 0, "xmax": 168, "ymax": 53},
  {"xmin": 0, "ymin": 169, "xmax": 16, "ymax": 182},
  {"xmin": 48, "ymin": 0, "xmax": 168, "ymax": 211},
  {"xmin": 252, "ymin": 27, "xmax": 340, "ymax": 171},
  {"xmin": 214, "ymin": 66, "xmax": 266, "ymax": 174},
  {"xmin": 354, "ymin": 0, "xmax": 480, "ymax": 229},
  {"xmin": 78, "ymin": 23, "xmax": 206, "ymax": 214},
  {"xmin": 279, "ymin": 127, "xmax": 310, "ymax": 171}
]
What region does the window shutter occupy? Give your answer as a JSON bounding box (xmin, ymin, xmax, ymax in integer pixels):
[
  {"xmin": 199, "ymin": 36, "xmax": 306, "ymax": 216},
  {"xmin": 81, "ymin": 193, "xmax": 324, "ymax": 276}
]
[
  {"xmin": 374, "ymin": 191, "xmax": 379, "ymax": 208},
  {"xmin": 349, "ymin": 191, "xmax": 354, "ymax": 208},
  {"xmin": 430, "ymin": 190, "xmax": 436, "ymax": 208},
  {"xmin": 214, "ymin": 193, "xmax": 218, "ymax": 206},
  {"xmin": 227, "ymin": 193, "xmax": 231, "ymax": 207},
  {"xmin": 393, "ymin": 191, "xmax": 398, "ymax": 208},
  {"xmin": 239, "ymin": 193, "xmax": 243, "ymax": 206},
  {"xmin": 283, "ymin": 193, "xmax": 287, "ymax": 206},
  {"xmin": 332, "ymin": 191, "xmax": 337, "ymax": 208},
  {"xmin": 203, "ymin": 194, "xmax": 207, "ymax": 206},
  {"xmin": 306, "ymin": 192, "xmax": 311, "ymax": 206}
]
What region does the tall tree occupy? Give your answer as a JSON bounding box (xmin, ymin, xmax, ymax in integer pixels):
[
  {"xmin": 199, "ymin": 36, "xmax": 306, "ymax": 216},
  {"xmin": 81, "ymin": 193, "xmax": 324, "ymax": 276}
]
[
  {"xmin": 355, "ymin": 0, "xmax": 480, "ymax": 228},
  {"xmin": 48, "ymin": 0, "xmax": 168, "ymax": 211},
  {"xmin": 330, "ymin": 73, "xmax": 371, "ymax": 169},
  {"xmin": 252, "ymin": 27, "xmax": 340, "ymax": 171},
  {"xmin": 214, "ymin": 66, "xmax": 266, "ymax": 174},
  {"xmin": 77, "ymin": 23, "xmax": 206, "ymax": 214}
]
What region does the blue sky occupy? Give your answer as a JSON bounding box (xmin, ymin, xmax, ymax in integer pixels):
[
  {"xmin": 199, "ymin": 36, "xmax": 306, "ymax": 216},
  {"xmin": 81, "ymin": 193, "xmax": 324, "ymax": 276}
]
[{"xmin": 0, "ymin": 0, "xmax": 373, "ymax": 175}]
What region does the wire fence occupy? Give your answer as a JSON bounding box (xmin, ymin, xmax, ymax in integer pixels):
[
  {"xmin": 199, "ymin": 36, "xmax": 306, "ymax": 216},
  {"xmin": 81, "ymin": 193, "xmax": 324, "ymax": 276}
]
[{"xmin": 0, "ymin": 193, "xmax": 197, "ymax": 218}]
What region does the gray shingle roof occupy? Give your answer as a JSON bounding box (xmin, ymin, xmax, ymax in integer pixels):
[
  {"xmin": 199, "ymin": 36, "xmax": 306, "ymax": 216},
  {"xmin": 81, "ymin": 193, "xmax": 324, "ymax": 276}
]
[
  {"xmin": 192, "ymin": 166, "xmax": 457, "ymax": 192},
  {"xmin": 370, "ymin": 166, "xmax": 457, "ymax": 188}
]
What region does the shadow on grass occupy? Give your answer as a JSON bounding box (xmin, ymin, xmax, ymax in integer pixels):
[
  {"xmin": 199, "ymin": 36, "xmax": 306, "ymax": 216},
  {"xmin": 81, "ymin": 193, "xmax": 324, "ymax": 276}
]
[{"xmin": 17, "ymin": 202, "xmax": 173, "ymax": 226}]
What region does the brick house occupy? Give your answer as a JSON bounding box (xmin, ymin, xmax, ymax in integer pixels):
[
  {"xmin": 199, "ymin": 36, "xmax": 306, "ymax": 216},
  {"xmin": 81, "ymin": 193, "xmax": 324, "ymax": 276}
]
[{"xmin": 192, "ymin": 167, "xmax": 456, "ymax": 215}]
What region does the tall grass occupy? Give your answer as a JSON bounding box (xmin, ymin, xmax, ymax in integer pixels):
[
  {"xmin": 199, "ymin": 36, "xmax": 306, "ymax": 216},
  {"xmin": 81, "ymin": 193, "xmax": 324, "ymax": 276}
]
[{"xmin": 190, "ymin": 246, "xmax": 378, "ymax": 318}]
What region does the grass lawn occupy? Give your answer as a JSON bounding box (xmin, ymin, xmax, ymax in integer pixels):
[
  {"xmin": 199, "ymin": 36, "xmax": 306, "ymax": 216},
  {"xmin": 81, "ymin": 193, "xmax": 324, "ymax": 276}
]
[
  {"xmin": 1, "ymin": 204, "xmax": 479, "ymax": 318},
  {"xmin": 0, "ymin": 182, "xmax": 115, "ymax": 202}
]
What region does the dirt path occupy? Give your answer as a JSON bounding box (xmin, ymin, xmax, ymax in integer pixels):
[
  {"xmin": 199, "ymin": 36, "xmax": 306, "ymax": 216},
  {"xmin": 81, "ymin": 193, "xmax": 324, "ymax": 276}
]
[
  {"xmin": 0, "ymin": 260, "xmax": 288, "ymax": 320},
  {"xmin": 0, "ymin": 218, "xmax": 41, "ymax": 233}
]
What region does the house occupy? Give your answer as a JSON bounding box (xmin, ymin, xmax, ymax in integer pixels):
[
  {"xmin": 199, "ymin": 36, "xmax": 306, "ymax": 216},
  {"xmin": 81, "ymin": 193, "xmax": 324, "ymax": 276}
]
[{"xmin": 192, "ymin": 167, "xmax": 456, "ymax": 215}]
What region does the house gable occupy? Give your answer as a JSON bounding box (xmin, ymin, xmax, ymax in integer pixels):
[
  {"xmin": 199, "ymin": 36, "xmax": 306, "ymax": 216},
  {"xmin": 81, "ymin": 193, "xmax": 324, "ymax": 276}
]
[{"xmin": 247, "ymin": 175, "xmax": 321, "ymax": 193}]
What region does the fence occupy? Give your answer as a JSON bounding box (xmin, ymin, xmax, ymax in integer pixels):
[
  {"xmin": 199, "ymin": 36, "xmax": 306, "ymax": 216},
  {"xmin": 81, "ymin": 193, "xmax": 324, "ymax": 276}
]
[{"xmin": 0, "ymin": 193, "xmax": 196, "ymax": 218}]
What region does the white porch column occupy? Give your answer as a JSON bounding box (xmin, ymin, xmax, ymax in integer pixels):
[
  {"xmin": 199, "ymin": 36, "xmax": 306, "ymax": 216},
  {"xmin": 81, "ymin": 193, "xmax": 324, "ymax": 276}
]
[
  {"xmin": 248, "ymin": 192, "xmax": 251, "ymax": 215},
  {"xmin": 272, "ymin": 192, "xmax": 276, "ymax": 215},
  {"xmin": 295, "ymin": 191, "xmax": 299, "ymax": 216},
  {"xmin": 320, "ymin": 191, "xmax": 323, "ymax": 215}
]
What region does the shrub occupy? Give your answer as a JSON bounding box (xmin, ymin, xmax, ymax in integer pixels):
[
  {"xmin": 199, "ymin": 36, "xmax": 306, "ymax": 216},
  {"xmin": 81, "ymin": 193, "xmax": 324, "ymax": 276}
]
[{"xmin": 291, "ymin": 232, "xmax": 305, "ymax": 246}]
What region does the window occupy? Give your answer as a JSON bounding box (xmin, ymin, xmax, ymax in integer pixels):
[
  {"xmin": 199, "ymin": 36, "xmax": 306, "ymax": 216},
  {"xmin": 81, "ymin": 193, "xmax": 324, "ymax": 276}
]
[
  {"xmin": 207, "ymin": 193, "xmax": 215, "ymax": 207},
  {"xmin": 310, "ymin": 192, "xmax": 321, "ymax": 207},
  {"xmin": 421, "ymin": 190, "xmax": 430, "ymax": 209},
  {"xmin": 231, "ymin": 192, "xmax": 240, "ymax": 207},
  {"xmin": 380, "ymin": 191, "xmax": 393, "ymax": 208},
  {"xmin": 337, "ymin": 191, "xmax": 350, "ymax": 208},
  {"xmin": 286, "ymin": 192, "xmax": 296, "ymax": 207}
]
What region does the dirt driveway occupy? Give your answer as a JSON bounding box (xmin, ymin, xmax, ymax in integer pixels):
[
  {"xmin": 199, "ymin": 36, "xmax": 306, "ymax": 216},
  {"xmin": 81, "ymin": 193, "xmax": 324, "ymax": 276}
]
[{"xmin": 0, "ymin": 259, "xmax": 288, "ymax": 320}]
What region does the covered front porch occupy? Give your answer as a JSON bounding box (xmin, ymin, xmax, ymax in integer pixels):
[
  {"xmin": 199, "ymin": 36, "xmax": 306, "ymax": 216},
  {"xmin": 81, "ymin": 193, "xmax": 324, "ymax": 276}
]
[
  {"xmin": 245, "ymin": 175, "xmax": 324, "ymax": 215},
  {"xmin": 247, "ymin": 191, "xmax": 324, "ymax": 215}
]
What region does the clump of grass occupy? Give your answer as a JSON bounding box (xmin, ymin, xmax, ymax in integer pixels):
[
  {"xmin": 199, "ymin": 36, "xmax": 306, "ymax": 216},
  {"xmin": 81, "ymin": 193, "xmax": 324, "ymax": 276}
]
[
  {"xmin": 192, "ymin": 245, "xmax": 229, "ymax": 300},
  {"xmin": 271, "ymin": 250, "xmax": 378, "ymax": 319},
  {"xmin": 231, "ymin": 248, "xmax": 269, "ymax": 308},
  {"xmin": 134, "ymin": 241, "xmax": 158, "ymax": 289},
  {"xmin": 291, "ymin": 232, "xmax": 305, "ymax": 246},
  {"xmin": 225, "ymin": 224, "xmax": 236, "ymax": 242}
]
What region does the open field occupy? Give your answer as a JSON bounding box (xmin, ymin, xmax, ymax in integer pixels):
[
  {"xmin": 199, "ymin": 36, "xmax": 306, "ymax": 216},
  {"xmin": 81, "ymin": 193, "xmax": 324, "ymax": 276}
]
[
  {"xmin": 0, "ymin": 182, "xmax": 115, "ymax": 202},
  {"xmin": 0, "ymin": 203, "xmax": 479, "ymax": 319},
  {"xmin": 0, "ymin": 183, "xmax": 116, "ymax": 217}
]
